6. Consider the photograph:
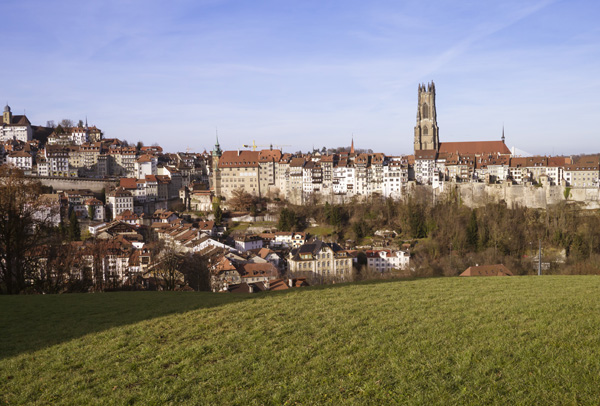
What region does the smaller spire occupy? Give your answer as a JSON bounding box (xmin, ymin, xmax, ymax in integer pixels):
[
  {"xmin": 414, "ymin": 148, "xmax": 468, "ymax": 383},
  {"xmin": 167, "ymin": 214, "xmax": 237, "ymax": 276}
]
[
  {"xmin": 501, "ymin": 124, "xmax": 505, "ymax": 143},
  {"xmin": 350, "ymin": 135, "xmax": 355, "ymax": 154}
]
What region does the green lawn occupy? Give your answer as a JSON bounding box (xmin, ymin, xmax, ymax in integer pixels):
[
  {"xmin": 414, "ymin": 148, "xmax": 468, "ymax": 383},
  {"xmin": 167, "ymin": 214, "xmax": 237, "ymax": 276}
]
[
  {"xmin": 306, "ymin": 225, "xmax": 335, "ymax": 237},
  {"xmin": 2, "ymin": 276, "xmax": 600, "ymax": 405}
]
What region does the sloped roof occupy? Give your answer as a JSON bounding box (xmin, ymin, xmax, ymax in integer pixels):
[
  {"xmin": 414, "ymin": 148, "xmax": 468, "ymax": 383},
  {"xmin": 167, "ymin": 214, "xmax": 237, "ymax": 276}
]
[
  {"xmin": 269, "ymin": 279, "xmax": 289, "ymax": 291},
  {"xmin": 438, "ymin": 141, "xmax": 510, "ymax": 156},
  {"xmin": 120, "ymin": 178, "xmax": 138, "ymax": 189},
  {"xmin": 258, "ymin": 149, "xmax": 282, "ymax": 162},
  {"xmin": 218, "ymin": 150, "xmax": 260, "ymax": 168},
  {"xmin": 460, "ymin": 264, "xmax": 513, "ymax": 276}
]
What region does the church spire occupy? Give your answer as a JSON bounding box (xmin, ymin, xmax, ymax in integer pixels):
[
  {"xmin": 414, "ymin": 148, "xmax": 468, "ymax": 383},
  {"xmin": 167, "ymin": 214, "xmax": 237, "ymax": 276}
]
[
  {"xmin": 501, "ymin": 125, "xmax": 505, "ymax": 143},
  {"xmin": 350, "ymin": 135, "xmax": 355, "ymax": 154},
  {"xmin": 213, "ymin": 128, "xmax": 222, "ymax": 157}
]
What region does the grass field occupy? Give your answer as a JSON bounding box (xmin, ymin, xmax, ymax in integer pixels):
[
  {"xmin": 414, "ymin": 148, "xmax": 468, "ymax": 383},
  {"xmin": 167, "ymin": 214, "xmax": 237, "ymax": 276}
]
[{"xmin": 2, "ymin": 276, "xmax": 600, "ymax": 405}]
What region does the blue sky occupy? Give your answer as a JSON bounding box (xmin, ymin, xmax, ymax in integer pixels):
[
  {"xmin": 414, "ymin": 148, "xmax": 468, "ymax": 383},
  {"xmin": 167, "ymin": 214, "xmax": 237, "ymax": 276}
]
[{"xmin": 2, "ymin": 0, "xmax": 600, "ymax": 155}]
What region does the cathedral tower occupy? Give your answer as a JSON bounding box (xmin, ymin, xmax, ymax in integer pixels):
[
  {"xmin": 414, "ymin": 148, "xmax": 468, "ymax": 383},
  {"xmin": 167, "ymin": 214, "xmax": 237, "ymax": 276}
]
[{"xmin": 413, "ymin": 82, "xmax": 439, "ymax": 152}]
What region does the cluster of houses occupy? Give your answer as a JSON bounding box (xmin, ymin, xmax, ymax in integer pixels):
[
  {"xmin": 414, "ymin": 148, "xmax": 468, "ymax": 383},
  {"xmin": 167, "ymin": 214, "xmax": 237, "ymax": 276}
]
[
  {"xmin": 210, "ymin": 142, "xmax": 599, "ymax": 206},
  {"xmin": 29, "ymin": 189, "xmax": 412, "ymax": 291},
  {"xmin": 3, "ymin": 97, "xmax": 599, "ymax": 213}
]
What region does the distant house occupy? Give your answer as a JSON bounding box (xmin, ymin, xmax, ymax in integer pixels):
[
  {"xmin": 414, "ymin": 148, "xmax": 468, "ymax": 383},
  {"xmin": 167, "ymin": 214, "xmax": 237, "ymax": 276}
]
[
  {"xmin": 257, "ymin": 247, "xmax": 282, "ymax": 269},
  {"xmin": 234, "ymin": 235, "xmax": 263, "ymax": 252},
  {"xmin": 365, "ymin": 249, "xmax": 410, "ymax": 273},
  {"xmin": 460, "ymin": 264, "xmax": 513, "ymax": 277},
  {"xmin": 288, "ymin": 239, "xmax": 353, "ymax": 280}
]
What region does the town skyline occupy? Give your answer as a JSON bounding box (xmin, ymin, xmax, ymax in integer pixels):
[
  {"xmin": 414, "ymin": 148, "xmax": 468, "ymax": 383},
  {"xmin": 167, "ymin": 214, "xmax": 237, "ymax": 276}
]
[{"xmin": 3, "ymin": 0, "xmax": 600, "ymax": 155}]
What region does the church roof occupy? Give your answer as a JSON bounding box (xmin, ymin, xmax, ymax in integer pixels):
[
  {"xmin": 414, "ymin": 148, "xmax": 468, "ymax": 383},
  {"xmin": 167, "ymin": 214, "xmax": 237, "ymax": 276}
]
[
  {"xmin": 438, "ymin": 141, "xmax": 510, "ymax": 156},
  {"xmin": 3, "ymin": 114, "xmax": 31, "ymax": 127}
]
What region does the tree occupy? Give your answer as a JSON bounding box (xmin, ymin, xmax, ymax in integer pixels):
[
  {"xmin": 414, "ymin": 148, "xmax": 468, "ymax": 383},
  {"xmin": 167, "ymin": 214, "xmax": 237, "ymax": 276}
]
[
  {"xmin": 466, "ymin": 210, "xmax": 479, "ymax": 250},
  {"xmin": 0, "ymin": 167, "xmax": 56, "ymax": 294},
  {"xmin": 46, "ymin": 120, "xmax": 55, "ymax": 128},
  {"xmin": 54, "ymin": 124, "xmax": 65, "ymax": 135},
  {"xmin": 180, "ymin": 253, "xmax": 211, "ymax": 291},
  {"xmin": 34, "ymin": 240, "xmax": 81, "ymax": 294},
  {"xmin": 68, "ymin": 211, "xmax": 81, "ymax": 241},
  {"xmin": 229, "ymin": 189, "xmax": 254, "ymax": 211},
  {"xmin": 278, "ymin": 208, "xmax": 297, "ymax": 231},
  {"xmin": 212, "ymin": 198, "xmax": 223, "ymax": 225},
  {"xmin": 77, "ymin": 119, "xmax": 84, "ymax": 128},
  {"xmin": 59, "ymin": 119, "xmax": 74, "ymax": 129},
  {"xmin": 153, "ymin": 246, "xmax": 185, "ymax": 291}
]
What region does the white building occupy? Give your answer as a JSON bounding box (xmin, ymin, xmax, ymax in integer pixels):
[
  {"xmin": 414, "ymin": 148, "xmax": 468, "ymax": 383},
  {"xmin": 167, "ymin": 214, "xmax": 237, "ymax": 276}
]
[
  {"xmin": 135, "ymin": 154, "xmax": 158, "ymax": 179},
  {"xmin": 107, "ymin": 188, "xmax": 134, "ymax": 220},
  {"xmin": 1, "ymin": 105, "xmax": 32, "ymax": 142},
  {"xmin": 366, "ymin": 250, "xmax": 410, "ymax": 273},
  {"xmin": 6, "ymin": 150, "xmax": 33, "ymax": 171},
  {"xmin": 288, "ymin": 240, "xmax": 353, "ymax": 280},
  {"xmin": 234, "ymin": 235, "xmax": 263, "ymax": 252},
  {"xmin": 70, "ymin": 127, "xmax": 89, "ymax": 145}
]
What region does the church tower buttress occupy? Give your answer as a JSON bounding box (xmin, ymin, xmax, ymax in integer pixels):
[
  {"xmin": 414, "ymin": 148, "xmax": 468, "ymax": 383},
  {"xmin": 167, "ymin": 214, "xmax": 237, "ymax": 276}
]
[{"xmin": 414, "ymin": 82, "xmax": 439, "ymax": 152}]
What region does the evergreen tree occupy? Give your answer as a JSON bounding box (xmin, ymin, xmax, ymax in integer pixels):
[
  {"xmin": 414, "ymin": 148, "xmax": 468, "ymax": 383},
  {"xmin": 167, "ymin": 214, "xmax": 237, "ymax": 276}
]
[
  {"xmin": 466, "ymin": 210, "xmax": 479, "ymax": 250},
  {"xmin": 68, "ymin": 211, "xmax": 81, "ymax": 241},
  {"xmin": 212, "ymin": 199, "xmax": 223, "ymax": 225},
  {"xmin": 278, "ymin": 208, "xmax": 297, "ymax": 231}
]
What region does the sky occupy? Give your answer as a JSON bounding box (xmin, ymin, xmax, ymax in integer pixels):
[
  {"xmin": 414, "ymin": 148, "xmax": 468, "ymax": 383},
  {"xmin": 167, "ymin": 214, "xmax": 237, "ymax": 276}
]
[{"xmin": 2, "ymin": 0, "xmax": 600, "ymax": 155}]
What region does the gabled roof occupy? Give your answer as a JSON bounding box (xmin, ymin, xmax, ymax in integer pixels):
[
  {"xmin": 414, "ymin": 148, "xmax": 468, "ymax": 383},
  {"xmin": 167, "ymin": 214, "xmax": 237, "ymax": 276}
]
[
  {"xmin": 3, "ymin": 114, "xmax": 31, "ymax": 126},
  {"xmin": 289, "ymin": 157, "xmax": 306, "ymax": 168},
  {"xmin": 120, "ymin": 178, "xmax": 138, "ymax": 189},
  {"xmin": 460, "ymin": 264, "xmax": 513, "ymax": 276},
  {"xmin": 258, "ymin": 149, "xmax": 282, "ymax": 162}
]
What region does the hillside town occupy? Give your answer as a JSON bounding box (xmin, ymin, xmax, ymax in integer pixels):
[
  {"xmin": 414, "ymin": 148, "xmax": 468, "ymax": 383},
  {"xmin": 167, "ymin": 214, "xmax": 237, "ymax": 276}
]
[{"xmin": 1, "ymin": 82, "xmax": 599, "ymax": 294}]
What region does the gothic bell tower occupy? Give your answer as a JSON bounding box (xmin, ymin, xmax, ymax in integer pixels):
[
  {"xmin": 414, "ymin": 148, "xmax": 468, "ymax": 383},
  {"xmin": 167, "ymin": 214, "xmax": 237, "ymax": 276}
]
[
  {"xmin": 3, "ymin": 104, "xmax": 12, "ymax": 124},
  {"xmin": 414, "ymin": 82, "xmax": 439, "ymax": 152},
  {"xmin": 211, "ymin": 132, "xmax": 222, "ymax": 197}
]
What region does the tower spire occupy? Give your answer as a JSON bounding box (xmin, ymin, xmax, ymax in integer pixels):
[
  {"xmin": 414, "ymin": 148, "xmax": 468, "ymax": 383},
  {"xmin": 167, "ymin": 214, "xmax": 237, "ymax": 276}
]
[
  {"xmin": 501, "ymin": 124, "xmax": 505, "ymax": 143},
  {"xmin": 350, "ymin": 134, "xmax": 355, "ymax": 154}
]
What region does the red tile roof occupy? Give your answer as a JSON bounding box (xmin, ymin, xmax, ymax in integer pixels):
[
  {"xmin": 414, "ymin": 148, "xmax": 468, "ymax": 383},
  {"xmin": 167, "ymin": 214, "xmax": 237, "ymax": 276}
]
[
  {"xmin": 438, "ymin": 141, "xmax": 510, "ymax": 155},
  {"xmin": 460, "ymin": 264, "xmax": 513, "ymax": 276},
  {"xmin": 218, "ymin": 150, "xmax": 260, "ymax": 168}
]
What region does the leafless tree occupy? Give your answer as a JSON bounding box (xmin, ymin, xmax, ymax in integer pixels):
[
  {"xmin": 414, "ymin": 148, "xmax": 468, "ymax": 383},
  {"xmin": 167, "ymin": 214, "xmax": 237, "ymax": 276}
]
[{"xmin": 0, "ymin": 167, "xmax": 57, "ymax": 294}]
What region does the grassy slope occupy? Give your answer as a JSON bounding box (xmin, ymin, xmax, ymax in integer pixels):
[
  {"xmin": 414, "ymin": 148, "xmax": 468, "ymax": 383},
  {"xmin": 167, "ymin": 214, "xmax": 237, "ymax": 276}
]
[{"xmin": 2, "ymin": 277, "xmax": 600, "ymax": 405}]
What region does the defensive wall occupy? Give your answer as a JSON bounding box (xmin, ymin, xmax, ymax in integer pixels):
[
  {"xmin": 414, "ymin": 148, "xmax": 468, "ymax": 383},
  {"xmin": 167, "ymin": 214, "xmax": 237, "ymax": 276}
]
[
  {"xmin": 34, "ymin": 176, "xmax": 119, "ymax": 194},
  {"xmin": 293, "ymin": 183, "xmax": 600, "ymax": 210},
  {"xmin": 448, "ymin": 183, "xmax": 600, "ymax": 210}
]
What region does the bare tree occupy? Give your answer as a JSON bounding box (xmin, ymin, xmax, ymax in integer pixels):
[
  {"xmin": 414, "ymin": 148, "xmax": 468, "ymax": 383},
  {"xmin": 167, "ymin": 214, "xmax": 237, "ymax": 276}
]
[
  {"xmin": 0, "ymin": 167, "xmax": 57, "ymax": 294},
  {"xmin": 228, "ymin": 188, "xmax": 254, "ymax": 211},
  {"xmin": 181, "ymin": 253, "xmax": 211, "ymax": 291},
  {"xmin": 151, "ymin": 244, "xmax": 185, "ymax": 291}
]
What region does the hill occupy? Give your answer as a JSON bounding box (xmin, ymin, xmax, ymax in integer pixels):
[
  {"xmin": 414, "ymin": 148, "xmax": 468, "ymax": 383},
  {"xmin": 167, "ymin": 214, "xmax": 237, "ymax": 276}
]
[{"xmin": 2, "ymin": 277, "xmax": 600, "ymax": 404}]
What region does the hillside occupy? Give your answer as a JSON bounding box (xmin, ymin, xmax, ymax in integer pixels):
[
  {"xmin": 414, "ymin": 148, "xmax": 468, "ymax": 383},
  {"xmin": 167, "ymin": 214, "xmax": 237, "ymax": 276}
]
[{"xmin": 2, "ymin": 277, "xmax": 600, "ymax": 405}]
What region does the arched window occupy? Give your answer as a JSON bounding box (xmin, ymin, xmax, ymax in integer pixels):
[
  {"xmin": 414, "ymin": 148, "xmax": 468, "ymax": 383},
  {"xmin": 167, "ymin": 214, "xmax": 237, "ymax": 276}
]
[
  {"xmin": 423, "ymin": 127, "xmax": 429, "ymax": 136},
  {"xmin": 422, "ymin": 103, "xmax": 429, "ymax": 119}
]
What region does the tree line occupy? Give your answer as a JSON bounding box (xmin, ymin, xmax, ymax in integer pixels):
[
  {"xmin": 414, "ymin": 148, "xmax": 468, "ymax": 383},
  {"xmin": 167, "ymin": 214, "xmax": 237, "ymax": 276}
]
[{"xmin": 277, "ymin": 190, "xmax": 600, "ymax": 276}]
